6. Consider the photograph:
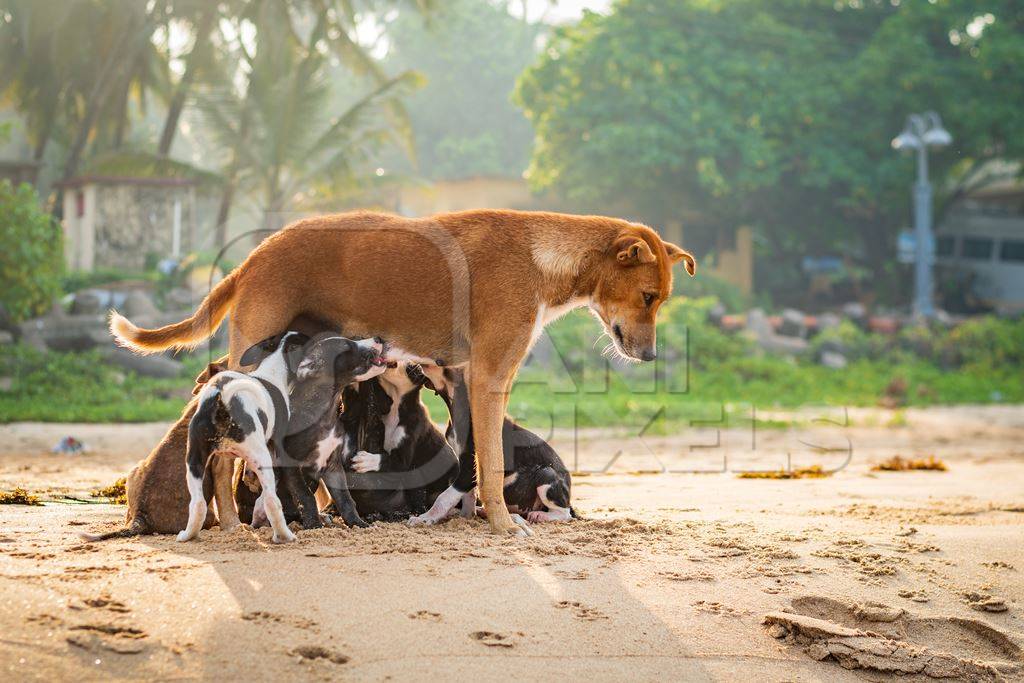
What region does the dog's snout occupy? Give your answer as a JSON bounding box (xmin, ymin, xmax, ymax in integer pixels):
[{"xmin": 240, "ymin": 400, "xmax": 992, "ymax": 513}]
[{"xmin": 640, "ymin": 347, "xmax": 656, "ymax": 362}]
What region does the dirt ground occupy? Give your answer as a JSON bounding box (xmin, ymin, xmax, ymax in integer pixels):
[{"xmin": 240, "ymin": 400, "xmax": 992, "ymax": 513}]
[{"xmin": 1, "ymin": 406, "xmax": 1023, "ymax": 681}]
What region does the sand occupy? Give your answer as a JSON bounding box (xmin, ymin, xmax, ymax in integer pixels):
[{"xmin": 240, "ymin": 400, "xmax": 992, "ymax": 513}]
[{"xmin": 1, "ymin": 406, "xmax": 1023, "ymax": 681}]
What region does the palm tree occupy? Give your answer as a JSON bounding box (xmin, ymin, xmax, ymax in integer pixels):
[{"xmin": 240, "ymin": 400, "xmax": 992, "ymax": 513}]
[{"xmin": 199, "ymin": 1, "xmax": 422, "ymax": 242}]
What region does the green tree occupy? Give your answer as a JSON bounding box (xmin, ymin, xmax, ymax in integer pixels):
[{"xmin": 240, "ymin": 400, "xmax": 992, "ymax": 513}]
[
  {"xmin": 515, "ymin": 0, "xmax": 1024, "ymax": 300},
  {"xmin": 0, "ymin": 182, "xmax": 63, "ymax": 322},
  {"xmin": 199, "ymin": 2, "xmax": 422, "ymax": 236},
  {"xmin": 384, "ymin": 0, "xmax": 539, "ymax": 179}
]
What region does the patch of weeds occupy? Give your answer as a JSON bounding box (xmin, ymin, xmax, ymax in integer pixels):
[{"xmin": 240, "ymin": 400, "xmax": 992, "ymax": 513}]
[
  {"xmin": 0, "ymin": 487, "xmax": 42, "ymax": 505},
  {"xmin": 737, "ymin": 465, "xmax": 831, "ymax": 480},
  {"xmin": 91, "ymin": 477, "xmax": 127, "ymax": 505},
  {"xmin": 871, "ymin": 455, "xmax": 947, "ymax": 472}
]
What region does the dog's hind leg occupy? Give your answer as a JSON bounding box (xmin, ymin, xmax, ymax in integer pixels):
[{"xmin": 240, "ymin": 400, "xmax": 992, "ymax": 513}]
[
  {"xmin": 244, "ymin": 441, "xmax": 296, "ymax": 544},
  {"xmin": 177, "ymin": 434, "xmax": 212, "ymax": 542}
]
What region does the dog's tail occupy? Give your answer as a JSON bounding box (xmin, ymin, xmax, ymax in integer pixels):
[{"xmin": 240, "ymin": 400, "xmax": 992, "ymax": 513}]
[
  {"xmin": 109, "ymin": 270, "xmax": 239, "ymax": 355},
  {"xmin": 78, "ymin": 516, "xmax": 149, "ymax": 542}
]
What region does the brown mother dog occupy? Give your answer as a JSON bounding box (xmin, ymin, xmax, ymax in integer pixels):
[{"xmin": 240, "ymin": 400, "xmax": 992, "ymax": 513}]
[{"xmin": 110, "ymin": 209, "xmax": 695, "ymax": 535}]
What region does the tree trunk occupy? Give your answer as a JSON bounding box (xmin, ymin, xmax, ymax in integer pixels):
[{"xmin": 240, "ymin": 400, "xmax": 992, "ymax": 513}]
[
  {"xmin": 215, "ymin": 180, "xmax": 236, "ymax": 249},
  {"xmin": 157, "ymin": 8, "xmax": 216, "ymax": 156}
]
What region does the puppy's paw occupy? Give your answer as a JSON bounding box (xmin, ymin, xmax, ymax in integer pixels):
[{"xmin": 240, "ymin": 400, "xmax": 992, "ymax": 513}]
[
  {"xmin": 175, "ymin": 530, "xmax": 194, "ymax": 542},
  {"xmin": 272, "ymin": 529, "xmax": 297, "ymax": 544},
  {"xmin": 408, "ymin": 512, "xmax": 442, "ymax": 527},
  {"xmin": 351, "ymin": 451, "xmax": 382, "ymax": 473}
]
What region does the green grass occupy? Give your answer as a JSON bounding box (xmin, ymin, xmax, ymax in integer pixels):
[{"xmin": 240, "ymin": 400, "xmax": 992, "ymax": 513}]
[{"xmin": 0, "ymin": 298, "xmax": 1021, "ymax": 425}]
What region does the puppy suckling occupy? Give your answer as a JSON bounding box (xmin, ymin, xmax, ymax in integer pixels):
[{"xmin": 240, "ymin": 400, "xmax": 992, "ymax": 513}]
[
  {"xmin": 340, "ymin": 364, "xmax": 458, "ymax": 520},
  {"xmin": 178, "ymin": 332, "xmax": 310, "ymax": 544},
  {"xmin": 240, "ymin": 334, "xmax": 391, "ymax": 530},
  {"xmin": 409, "ymin": 366, "xmax": 574, "ymax": 528}
]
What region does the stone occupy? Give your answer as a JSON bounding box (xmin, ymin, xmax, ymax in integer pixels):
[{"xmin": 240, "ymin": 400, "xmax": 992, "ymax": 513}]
[
  {"xmin": 816, "ymin": 312, "xmax": 842, "ymax": 331},
  {"xmin": 779, "ymin": 308, "xmax": 807, "ymax": 338},
  {"xmin": 99, "ymin": 347, "xmax": 183, "ymax": 378},
  {"xmin": 123, "ymin": 290, "xmax": 160, "ymax": 318},
  {"xmin": 165, "ymin": 287, "xmax": 195, "ymax": 311},
  {"xmin": 820, "ymin": 350, "xmax": 848, "ymax": 369},
  {"xmin": 69, "ymin": 289, "xmax": 107, "ymax": 315},
  {"xmin": 0, "ymin": 330, "xmax": 13, "ymax": 345},
  {"xmin": 842, "ymin": 302, "xmax": 867, "ymax": 326}
]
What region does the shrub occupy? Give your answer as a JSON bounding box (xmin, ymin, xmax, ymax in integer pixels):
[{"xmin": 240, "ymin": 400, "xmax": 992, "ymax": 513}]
[
  {"xmin": 0, "ymin": 181, "xmax": 63, "ymax": 322},
  {"xmin": 938, "ymin": 316, "xmax": 1024, "ymax": 370}
]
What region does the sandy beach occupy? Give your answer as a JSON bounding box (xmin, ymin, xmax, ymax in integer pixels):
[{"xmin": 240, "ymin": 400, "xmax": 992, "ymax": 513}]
[{"xmin": 1, "ymin": 406, "xmax": 1023, "ymax": 681}]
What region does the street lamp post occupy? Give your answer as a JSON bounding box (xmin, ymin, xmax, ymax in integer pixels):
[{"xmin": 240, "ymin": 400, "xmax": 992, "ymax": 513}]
[{"xmin": 892, "ymin": 112, "xmax": 952, "ymax": 320}]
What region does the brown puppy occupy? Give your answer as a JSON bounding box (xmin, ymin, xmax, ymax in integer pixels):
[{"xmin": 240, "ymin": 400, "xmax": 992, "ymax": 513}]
[
  {"xmin": 81, "ymin": 360, "xmax": 225, "ymax": 540},
  {"xmin": 109, "ymin": 209, "xmax": 695, "ymax": 535}
]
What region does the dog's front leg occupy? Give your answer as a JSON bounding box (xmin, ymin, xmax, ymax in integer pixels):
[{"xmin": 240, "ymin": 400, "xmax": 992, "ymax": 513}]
[{"xmin": 468, "ymin": 363, "xmax": 532, "ymax": 537}]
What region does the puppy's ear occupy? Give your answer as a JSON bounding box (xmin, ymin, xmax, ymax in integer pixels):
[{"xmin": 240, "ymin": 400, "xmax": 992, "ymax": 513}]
[
  {"xmin": 240, "ymin": 333, "xmax": 283, "ymax": 367},
  {"xmin": 664, "ymin": 242, "xmax": 696, "ymax": 276},
  {"xmin": 193, "ymin": 358, "xmax": 228, "ymax": 394},
  {"xmin": 614, "ymin": 235, "xmax": 656, "ymax": 265},
  {"xmin": 283, "ymin": 332, "xmax": 310, "ymax": 351}
]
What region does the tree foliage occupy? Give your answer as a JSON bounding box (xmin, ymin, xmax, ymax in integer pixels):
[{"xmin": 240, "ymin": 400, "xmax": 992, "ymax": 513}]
[
  {"xmin": 515, "ymin": 0, "xmax": 1024, "ymax": 297},
  {"xmin": 384, "ymin": 0, "xmax": 540, "ymax": 179},
  {"xmin": 0, "ymin": 182, "xmax": 63, "ymax": 323}
]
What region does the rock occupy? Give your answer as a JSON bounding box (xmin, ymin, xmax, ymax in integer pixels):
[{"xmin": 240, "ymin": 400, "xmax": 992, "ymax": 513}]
[
  {"xmin": 758, "ymin": 334, "xmax": 809, "ymax": 355},
  {"xmin": 0, "ymin": 330, "xmax": 13, "ymax": 345},
  {"xmin": 99, "ymin": 347, "xmax": 183, "ymax": 378},
  {"xmin": 0, "ymin": 376, "xmax": 12, "ymax": 392},
  {"xmin": 842, "ymin": 302, "xmax": 867, "ymax": 327},
  {"xmin": 816, "ymin": 312, "xmax": 842, "ymax": 332},
  {"xmin": 69, "ymin": 289, "xmax": 106, "ymax": 315},
  {"xmin": 779, "ymin": 309, "xmax": 807, "ymax": 338},
  {"xmin": 746, "ymin": 309, "xmax": 773, "ymax": 337},
  {"xmin": 17, "ymin": 321, "xmax": 49, "ymax": 352},
  {"xmin": 708, "ymin": 302, "xmax": 726, "ymax": 326},
  {"xmin": 165, "ymin": 287, "xmax": 195, "ymax": 311},
  {"xmin": 819, "ymin": 350, "xmax": 848, "ymax": 369},
  {"xmin": 123, "ymin": 290, "xmax": 160, "ymax": 318}
]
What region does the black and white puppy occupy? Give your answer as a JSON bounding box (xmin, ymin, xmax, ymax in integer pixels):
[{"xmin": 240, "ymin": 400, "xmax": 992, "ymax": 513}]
[
  {"xmin": 408, "ymin": 366, "xmax": 574, "ymax": 527},
  {"xmin": 249, "ymin": 334, "xmax": 390, "ymax": 530},
  {"xmin": 178, "ymin": 331, "xmax": 310, "ymax": 544},
  {"xmin": 342, "ymin": 364, "xmax": 458, "ymax": 518}
]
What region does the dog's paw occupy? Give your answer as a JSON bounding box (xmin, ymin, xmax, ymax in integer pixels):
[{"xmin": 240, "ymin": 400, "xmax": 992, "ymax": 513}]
[
  {"xmin": 272, "ymin": 529, "xmax": 297, "ymax": 544},
  {"xmin": 175, "ymin": 530, "xmax": 193, "ymax": 542},
  {"xmin": 509, "ymin": 513, "xmax": 535, "ymax": 537},
  {"xmin": 351, "ymin": 451, "xmax": 382, "ymax": 473}
]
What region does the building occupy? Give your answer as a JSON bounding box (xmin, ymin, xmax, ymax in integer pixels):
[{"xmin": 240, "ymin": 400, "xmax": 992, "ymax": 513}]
[
  {"xmin": 936, "ymin": 164, "xmax": 1024, "ymax": 314},
  {"xmin": 57, "ymin": 154, "xmax": 220, "ymax": 272}
]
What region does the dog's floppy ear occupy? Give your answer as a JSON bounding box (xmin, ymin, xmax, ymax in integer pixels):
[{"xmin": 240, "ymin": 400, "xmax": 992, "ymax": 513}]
[
  {"xmin": 664, "ymin": 242, "xmax": 696, "ymax": 276},
  {"xmin": 614, "ymin": 235, "xmax": 656, "ymax": 265},
  {"xmin": 239, "ymin": 333, "xmax": 285, "ymax": 367},
  {"xmin": 193, "ymin": 357, "xmax": 229, "ymax": 394}
]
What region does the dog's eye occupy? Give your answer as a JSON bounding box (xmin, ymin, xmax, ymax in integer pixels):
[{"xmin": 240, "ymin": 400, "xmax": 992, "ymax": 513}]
[{"xmin": 642, "ymin": 292, "xmax": 656, "ymax": 307}]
